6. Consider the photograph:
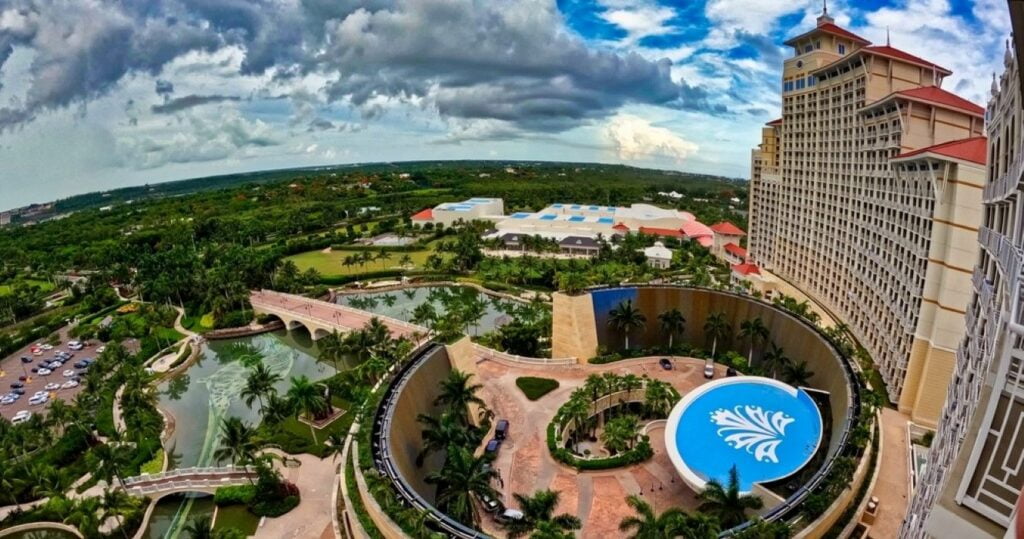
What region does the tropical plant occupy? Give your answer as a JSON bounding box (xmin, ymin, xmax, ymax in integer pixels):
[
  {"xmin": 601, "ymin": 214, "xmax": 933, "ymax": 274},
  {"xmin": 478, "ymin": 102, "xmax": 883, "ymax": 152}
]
[
  {"xmin": 643, "ymin": 380, "xmax": 676, "ymax": 418},
  {"xmin": 100, "ymin": 487, "xmax": 135, "ymax": 539},
  {"xmin": 761, "ymin": 343, "xmax": 791, "ymax": 380},
  {"xmin": 658, "ymin": 308, "xmax": 686, "ymax": 349},
  {"xmin": 703, "ymin": 312, "xmax": 731, "ymax": 358},
  {"xmin": 697, "ymin": 466, "xmax": 763, "ymax": 528},
  {"xmin": 782, "ymin": 360, "xmax": 814, "ymax": 387},
  {"xmin": 425, "ymin": 446, "xmax": 499, "ymax": 526},
  {"xmin": 434, "ymin": 369, "xmax": 487, "ymax": 424},
  {"xmin": 182, "ymin": 514, "xmax": 215, "ymax": 539},
  {"xmin": 619, "ymin": 494, "xmax": 719, "ymax": 539},
  {"xmin": 608, "ymin": 300, "xmax": 646, "ymax": 350},
  {"xmin": 416, "ymin": 409, "xmax": 483, "ymax": 466},
  {"xmin": 286, "ymin": 375, "xmax": 330, "ymax": 443},
  {"xmin": 503, "ymin": 489, "xmax": 581, "ymax": 538},
  {"xmin": 214, "ymin": 417, "xmax": 258, "ymax": 471},
  {"xmin": 323, "ymin": 431, "xmax": 346, "ymax": 463},
  {"xmin": 241, "ymin": 363, "xmax": 281, "ymax": 413},
  {"xmin": 738, "ymin": 317, "xmax": 769, "ymax": 367},
  {"xmin": 601, "ymin": 414, "xmax": 640, "ymax": 454}
]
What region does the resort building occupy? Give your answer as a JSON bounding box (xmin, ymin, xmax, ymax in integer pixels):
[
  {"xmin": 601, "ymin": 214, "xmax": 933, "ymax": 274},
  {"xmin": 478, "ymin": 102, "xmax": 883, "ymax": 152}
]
[
  {"xmin": 410, "ymin": 197, "xmax": 504, "ymax": 227},
  {"xmin": 642, "ymin": 241, "xmax": 673, "ymax": 269},
  {"xmin": 747, "ymin": 7, "xmax": 987, "ymax": 426},
  {"xmin": 558, "ymin": 236, "xmax": 601, "ymax": 257},
  {"xmin": 902, "ymin": 28, "xmax": 1024, "ymax": 539}
]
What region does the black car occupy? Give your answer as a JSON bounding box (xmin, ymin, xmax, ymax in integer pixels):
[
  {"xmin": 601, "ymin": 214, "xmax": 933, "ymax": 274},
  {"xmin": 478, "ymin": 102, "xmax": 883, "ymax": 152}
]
[
  {"xmin": 726, "ymin": 367, "xmax": 738, "ymax": 377},
  {"xmin": 20, "ymin": 356, "xmax": 32, "ymax": 363},
  {"xmin": 495, "ymin": 419, "xmax": 509, "ymax": 440},
  {"xmin": 659, "ymin": 358, "xmax": 673, "ymax": 370},
  {"xmin": 73, "ymin": 361, "xmax": 87, "ymax": 369},
  {"xmin": 11, "ymin": 388, "xmax": 25, "ymax": 395},
  {"xmin": 9, "ymin": 382, "xmax": 24, "ymax": 389},
  {"xmin": 485, "ymin": 439, "xmax": 501, "ymax": 454}
]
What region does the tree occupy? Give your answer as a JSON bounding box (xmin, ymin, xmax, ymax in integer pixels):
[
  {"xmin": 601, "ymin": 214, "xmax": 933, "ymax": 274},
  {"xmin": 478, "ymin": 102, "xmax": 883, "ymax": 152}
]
[
  {"xmin": 697, "ymin": 466, "xmax": 763, "ymax": 528},
  {"xmin": 323, "ymin": 431, "xmax": 346, "ymax": 463},
  {"xmin": 618, "ymin": 494, "xmax": 692, "ymax": 539},
  {"xmin": 416, "ymin": 410, "xmax": 482, "ymax": 466},
  {"xmin": 90, "ymin": 443, "xmax": 128, "ymax": 489},
  {"xmin": 317, "ymin": 330, "xmax": 348, "ymax": 371},
  {"xmin": 425, "ymin": 446, "xmax": 499, "ymax": 526},
  {"xmin": 398, "ymin": 253, "xmax": 414, "ymax": 268},
  {"xmin": 214, "ymin": 417, "xmax": 258, "ymax": 471},
  {"xmin": 183, "ymin": 514, "xmax": 215, "ymax": 539},
  {"xmin": 241, "ymin": 363, "xmax": 281, "ymax": 413},
  {"xmin": 602, "ymin": 414, "xmax": 640, "ymax": 454},
  {"xmin": 100, "ymin": 487, "xmax": 135, "ymax": 539},
  {"xmin": 738, "ymin": 318, "xmax": 769, "ymax": 367},
  {"xmin": 643, "ymin": 380, "xmax": 676, "ymax": 418},
  {"xmin": 658, "ymin": 308, "xmax": 686, "ymax": 349},
  {"xmin": 608, "ymin": 300, "xmax": 646, "ymax": 350},
  {"xmin": 557, "ymin": 272, "xmax": 588, "ymax": 295},
  {"xmin": 287, "ymin": 375, "xmax": 330, "ymax": 443},
  {"xmin": 434, "ymin": 369, "xmax": 487, "ymax": 424},
  {"xmin": 761, "ymin": 343, "xmax": 791, "ymax": 380},
  {"xmin": 732, "ymin": 518, "xmax": 790, "ymax": 539},
  {"xmin": 559, "ymin": 395, "xmax": 591, "ymax": 452},
  {"xmin": 703, "ymin": 312, "xmax": 731, "ymax": 358},
  {"xmin": 782, "ymin": 360, "xmax": 814, "ymax": 387},
  {"xmin": 262, "ymin": 393, "xmax": 292, "ymax": 426},
  {"xmin": 503, "ymin": 489, "xmax": 582, "ymax": 539}
]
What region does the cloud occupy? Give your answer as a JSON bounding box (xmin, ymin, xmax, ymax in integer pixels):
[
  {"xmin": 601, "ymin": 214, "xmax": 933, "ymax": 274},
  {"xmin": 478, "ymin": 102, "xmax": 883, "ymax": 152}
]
[
  {"xmin": 150, "ymin": 94, "xmax": 241, "ymax": 114},
  {"xmin": 604, "ymin": 113, "xmax": 698, "ymax": 162}
]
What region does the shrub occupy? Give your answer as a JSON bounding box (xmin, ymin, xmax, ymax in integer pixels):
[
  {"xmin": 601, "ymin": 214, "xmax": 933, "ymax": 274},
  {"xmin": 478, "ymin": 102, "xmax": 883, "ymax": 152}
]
[
  {"xmin": 516, "ymin": 377, "xmax": 559, "ymax": 400},
  {"xmin": 250, "ymin": 494, "xmax": 299, "ymax": 517},
  {"xmin": 215, "ymin": 485, "xmax": 256, "ymax": 506}
]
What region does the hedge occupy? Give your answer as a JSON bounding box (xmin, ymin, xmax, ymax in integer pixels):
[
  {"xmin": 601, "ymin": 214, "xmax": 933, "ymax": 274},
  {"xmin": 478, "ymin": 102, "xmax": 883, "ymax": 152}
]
[
  {"xmin": 515, "ymin": 377, "xmax": 559, "ymax": 400},
  {"xmin": 545, "ymin": 423, "xmax": 654, "ymax": 471},
  {"xmin": 215, "ymin": 485, "xmax": 257, "ymax": 506}
]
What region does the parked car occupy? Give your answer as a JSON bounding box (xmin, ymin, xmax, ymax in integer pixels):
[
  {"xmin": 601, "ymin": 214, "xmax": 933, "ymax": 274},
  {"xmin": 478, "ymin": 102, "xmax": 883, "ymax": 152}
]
[
  {"xmin": 659, "ymin": 358, "xmax": 673, "ymax": 370},
  {"xmin": 12, "ymin": 411, "xmax": 32, "ymax": 424},
  {"xmin": 496, "ymin": 508, "xmax": 524, "ymax": 524},
  {"xmin": 68, "ymin": 341, "xmax": 84, "ymax": 351},
  {"xmin": 37, "ymin": 368, "xmax": 52, "ymax": 376},
  {"xmin": 485, "ymin": 438, "xmax": 501, "ymax": 455},
  {"xmin": 29, "ymin": 394, "xmax": 49, "ymax": 405},
  {"xmin": 495, "ymin": 419, "xmax": 509, "ymax": 440},
  {"xmin": 73, "ymin": 361, "xmax": 88, "ymax": 369},
  {"xmin": 62, "ymin": 369, "xmax": 76, "ymax": 378},
  {"xmin": 44, "ymin": 383, "xmax": 61, "ymax": 391},
  {"xmin": 0, "ymin": 396, "xmax": 15, "ymax": 406},
  {"xmin": 18, "ymin": 375, "xmax": 27, "ymax": 382},
  {"xmin": 20, "ymin": 356, "xmax": 32, "ymax": 363},
  {"xmin": 726, "ymin": 367, "xmax": 738, "ymax": 377},
  {"xmin": 477, "ymin": 492, "xmax": 502, "ymax": 513},
  {"xmin": 703, "ymin": 363, "xmax": 714, "ymax": 380},
  {"xmin": 40, "ymin": 344, "xmax": 53, "ymax": 351},
  {"xmin": 61, "ymin": 380, "xmax": 79, "ymax": 389},
  {"xmin": 9, "ymin": 382, "xmax": 24, "ymax": 389},
  {"xmin": 11, "ymin": 388, "xmax": 25, "ymax": 395}
]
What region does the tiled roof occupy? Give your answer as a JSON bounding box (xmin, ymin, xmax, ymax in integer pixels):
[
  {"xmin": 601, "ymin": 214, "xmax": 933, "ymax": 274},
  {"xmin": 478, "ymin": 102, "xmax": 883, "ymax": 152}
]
[
  {"xmin": 766, "ymin": 118, "xmax": 783, "ymax": 126},
  {"xmin": 710, "ymin": 222, "xmax": 746, "ymax": 236},
  {"xmin": 410, "ymin": 208, "xmax": 433, "ymax": 220},
  {"xmin": 784, "ymin": 22, "xmax": 870, "ymax": 46},
  {"xmin": 894, "ymin": 136, "xmax": 988, "ymax": 165},
  {"xmin": 724, "ymin": 243, "xmax": 748, "ymax": 258},
  {"xmin": 639, "ymin": 226, "xmax": 685, "ymax": 238},
  {"xmin": 731, "ymin": 263, "xmax": 761, "ymax": 276},
  {"xmin": 862, "ymin": 45, "xmax": 951, "ymax": 75},
  {"xmin": 892, "ymin": 86, "xmax": 984, "ymax": 116},
  {"xmin": 612, "ymin": 222, "xmax": 630, "ymax": 230},
  {"xmin": 559, "ymin": 236, "xmax": 600, "ymax": 248},
  {"xmin": 681, "ymin": 221, "xmax": 713, "ymax": 239}
]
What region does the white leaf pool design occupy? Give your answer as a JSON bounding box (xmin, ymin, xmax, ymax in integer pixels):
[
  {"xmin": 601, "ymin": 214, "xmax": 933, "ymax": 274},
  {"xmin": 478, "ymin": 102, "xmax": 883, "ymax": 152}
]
[{"xmin": 709, "ymin": 405, "xmax": 794, "ymax": 464}]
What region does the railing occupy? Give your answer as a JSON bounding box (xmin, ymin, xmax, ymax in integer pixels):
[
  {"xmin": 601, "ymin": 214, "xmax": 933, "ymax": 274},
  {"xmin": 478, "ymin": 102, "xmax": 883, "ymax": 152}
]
[
  {"xmin": 983, "ymin": 151, "xmax": 1024, "ymax": 203},
  {"xmin": 124, "ymin": 465, "xmax": 254, "ymax": 486},
  {"xmin": 251, "ymin": 289, "xmax": 427, "ymax": 334},
  {"xmin": 472, "ymin": 344, "xmax": 576, "ymax": 366},
  {"xmin": 980, "ymin": 227, "xmax": 1022, "ymax": 284}
]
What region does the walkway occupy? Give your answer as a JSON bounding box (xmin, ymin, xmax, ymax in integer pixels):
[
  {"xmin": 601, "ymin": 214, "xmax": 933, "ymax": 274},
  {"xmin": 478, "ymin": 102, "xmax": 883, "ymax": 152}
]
[
  {"xmin": 123, "ymin": 467, "xmax": 256, "ymax": 497},
  {"xmin": 254, "ymin": 451, "xmax": 339, "ymax": 539},
  {"xmin": 250, "ymin": 289, "xmax": 424, "ymax": 340},
  {"xmin": 868, "ymin": 408, "xmax": 911, "ymax": 538}
]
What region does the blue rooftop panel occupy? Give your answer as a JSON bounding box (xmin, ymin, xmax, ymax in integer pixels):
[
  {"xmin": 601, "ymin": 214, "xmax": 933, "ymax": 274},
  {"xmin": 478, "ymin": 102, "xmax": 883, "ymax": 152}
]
[
  {"xmin": 552, "ymin": 203, "xmax": 564, "ymax": 208},
  {"xmin": 568, "ymin": 215, "xmax": 585, "ymax": 222},
  {"xmin": 539, "ymin": 214, "xmax": 557, "ymax": 221},
  {"xmin": 570, "ymin": 204, "xmax": 581, "ymax": 210},
  {"xmin": 589, "ymin": 205, "xmax": 600, "ymax": 211},
  {"xmin": 511, "ymin": 212, "xmax": 531, "ymax": 219},
  {"xmin": 597, "ymin": 217, "xmax": 614, "ymax": 224}
]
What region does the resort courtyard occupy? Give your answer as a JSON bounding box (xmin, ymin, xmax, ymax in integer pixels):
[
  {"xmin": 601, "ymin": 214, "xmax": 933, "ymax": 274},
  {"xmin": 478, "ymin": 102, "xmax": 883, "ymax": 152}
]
[{"xmin": 474, "ymin": 356, "xmax": 729, "ymax": 538}]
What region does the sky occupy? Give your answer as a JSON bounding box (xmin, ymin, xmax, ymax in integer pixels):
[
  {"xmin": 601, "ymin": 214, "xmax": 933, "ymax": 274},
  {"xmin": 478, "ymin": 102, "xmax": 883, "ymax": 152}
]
[{"xmin": 0, "ymin": 0, "xmax": 1012, "ymax": 211}]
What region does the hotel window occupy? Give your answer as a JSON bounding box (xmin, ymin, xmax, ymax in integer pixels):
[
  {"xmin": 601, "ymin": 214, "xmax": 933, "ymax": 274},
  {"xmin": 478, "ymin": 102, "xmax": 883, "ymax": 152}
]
[
  {"xmin": 796, "ymin": 78, "xmax": 806, "ymax": 90},
  {"xmin": 838, "ymin": 44, "xmax": 846, "ymax": 55},
  {"xmin": 805, "ymin": 44, "xmax": 813, "ymax": 53},
  {"xmin": 808, "ymin": 76, "xmax": 817, "ymax": 86}
]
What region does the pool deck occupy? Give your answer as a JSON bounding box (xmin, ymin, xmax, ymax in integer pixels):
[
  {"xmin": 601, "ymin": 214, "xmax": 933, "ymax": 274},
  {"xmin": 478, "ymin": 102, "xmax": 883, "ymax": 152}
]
[{"xmin": 475, "ymin": 356, "xmax": 722, "ymax": 538}]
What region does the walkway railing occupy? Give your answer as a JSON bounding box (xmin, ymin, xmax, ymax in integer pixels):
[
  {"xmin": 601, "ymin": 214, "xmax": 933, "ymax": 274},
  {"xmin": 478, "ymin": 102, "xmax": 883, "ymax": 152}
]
[
  {"xmin": 251, "ymin": 289, "xmax": 426, "ymax": 335},
  {"xmin": 472, "ymin": 344, "xmax": 576, "ymax": 366}
]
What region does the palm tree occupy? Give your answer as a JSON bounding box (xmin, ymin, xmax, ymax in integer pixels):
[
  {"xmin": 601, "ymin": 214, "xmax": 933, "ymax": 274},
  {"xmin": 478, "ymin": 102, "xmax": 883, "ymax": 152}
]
[
  {"xmin": 90, "ymin": 443, "xmax": 128, "ymax": 489},
  {"xmin": 782, "ymin": 360, "xmax": 814, "ymax": 387},
  {"xmin": 262, "ymin": 393, "xmax": 292, "ymax": 425},
  {"xmin": 425, "ymin": 446, "xmax": 499, "ymax": 526},
  {"xmin": 287, "ymin": 375, "xmax": 329, "ymax": 443},
  {"xmin": 241, "ymin": 363, "xmax": 281, "ymax": 413},
  {"xmin": 697, "ymin": 465, "xmax": 763, "ymax": 528},
  {"xmin": 559, "ymin": 396, "xmax": 590, "ymax": 451},
  {"xmin": 602, "ymin": 414, "xmax": 640, "ymax": 454},
  {"xmin": 0, "ymin": 465, "xmax": 24, "ymax": 508},
  {"xmin": 608, "ymin": 300, "xmax": 647, "ymax": 350},
  {"xmin": 643, "ymin": 380, "xmax": 676, "ymax": 418},
  {"xmin": 658, "ymin": 308, "xmax": 686, "ymax": 349},
  {"xmin": 416, "ymin": 410, "xmax": 481, "ymax": 466},
  {"xmin": 214, "ymin": 417, "xmax": 258, "ymax": 470},
  {"xmin": 434, "ymin": 369, "xmax": 487, "ymax": 424},
  {"xmin": 323, "ymin": 431, "xmax": 347, "ymax": 464},
  {"xmin": 703, "ymin": 312, "xmax": 731, "ymax": 358},
  {"xmin": 317, "ymin": 330, "xmax": 347, "ymax": 371},
  {"xmin": 100, "ymin": 487, "xmax": 134, "ymax": 539},
  {"xmin": 399, "ymin": 253, "xmax": 414, "ymax": 268},
  {"xmin": 182, "ymin": 514, "xmax": 215, "ymax": 539},
  {"xmin": 738, "ymin": 318, "xmax": 769, "ymax": 367},
  {"xmin": 557, "ymin": 271, "xmax": 589, "ymax": 295},
  {"xmin": 618, "ymin": 494, "xmax": 690, "ymax": 539},
  {"xmin": 503, "ymin": 489, "xmax": 581, "ymax": 538},
  {"xmin": 761, "ymin": 343, "xmax": 791, "ymax": 380}
]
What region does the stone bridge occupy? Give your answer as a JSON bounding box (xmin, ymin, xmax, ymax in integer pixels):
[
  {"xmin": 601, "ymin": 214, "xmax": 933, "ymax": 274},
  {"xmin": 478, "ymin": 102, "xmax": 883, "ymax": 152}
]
[
  {"xmin": 123, "ymin": 466, "xmax": 256, "ymax": 499},
  {"xmin": 250, "ymin": 289, "xmax": 426, "ymax": 341}
]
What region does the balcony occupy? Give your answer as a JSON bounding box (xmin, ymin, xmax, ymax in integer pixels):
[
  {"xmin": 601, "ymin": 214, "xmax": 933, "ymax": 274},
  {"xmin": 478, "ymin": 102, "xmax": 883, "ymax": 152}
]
[
  {"xmin": 983, "ymin": 151, "xmax": 1024, "ymax": 203},
  {"xmin": 980, "ymin": 226, "xmax": 1023, "ymax": 282}
]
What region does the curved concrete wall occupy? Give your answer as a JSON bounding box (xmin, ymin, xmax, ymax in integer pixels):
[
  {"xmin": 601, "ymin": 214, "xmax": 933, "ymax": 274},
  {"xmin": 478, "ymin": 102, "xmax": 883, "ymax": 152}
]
[
  {"xmin": 589, "ymin": 286, "xmax": 854, "ymax": 455},
  {"xmin": 385, "ymin": 344, "xmax": 453, "ymax": 503}
]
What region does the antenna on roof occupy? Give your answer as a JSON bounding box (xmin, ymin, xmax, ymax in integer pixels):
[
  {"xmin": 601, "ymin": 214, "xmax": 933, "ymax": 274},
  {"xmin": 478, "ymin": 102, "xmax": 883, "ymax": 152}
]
[
  {"xmin": 885, "ymin": 26, "xmax": 891, "ymax": 47},
  {"xmin": 823, "ymin": 0, "xmax": 828, "ymax": 15},
  {"xmin": 817, "ymin": 0, "xmax": 834, "ymax": 25}
]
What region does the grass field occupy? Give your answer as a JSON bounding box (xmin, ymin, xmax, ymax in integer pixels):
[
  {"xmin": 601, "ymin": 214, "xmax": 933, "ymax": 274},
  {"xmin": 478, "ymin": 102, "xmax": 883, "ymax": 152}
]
[
  {"xmin": 286, "ymin": 245, "xmax": 445, "ymax": 277},
  {"xmin": 0, "ymin": 279, "xmax": 55, "ymax": 296}
]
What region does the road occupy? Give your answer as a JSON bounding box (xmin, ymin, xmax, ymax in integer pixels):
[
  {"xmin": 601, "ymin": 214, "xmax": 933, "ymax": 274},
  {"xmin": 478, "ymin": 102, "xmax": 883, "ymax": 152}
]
[{"xmin": 0, "ymin": 323, "xmax": 97, "ymax": 421}]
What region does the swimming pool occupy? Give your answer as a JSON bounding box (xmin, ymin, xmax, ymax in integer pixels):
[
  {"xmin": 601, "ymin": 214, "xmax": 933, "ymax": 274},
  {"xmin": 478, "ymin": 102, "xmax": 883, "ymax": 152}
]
[{"xmin": 665, "ymin": 377, "xmax": 823, "ymax": 493}]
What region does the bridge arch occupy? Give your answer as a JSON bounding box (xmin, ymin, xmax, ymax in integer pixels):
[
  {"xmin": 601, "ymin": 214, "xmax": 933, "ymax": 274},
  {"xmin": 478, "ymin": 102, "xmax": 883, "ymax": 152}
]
[{"xmin": 312, "ymin": 328, "xmax": 331, "ymax": 341}]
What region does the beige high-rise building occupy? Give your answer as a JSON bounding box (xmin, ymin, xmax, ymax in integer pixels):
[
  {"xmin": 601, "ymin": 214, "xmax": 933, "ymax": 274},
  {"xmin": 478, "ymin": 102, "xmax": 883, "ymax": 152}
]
[
  {"xmin": 902, "ymin": 13, "xmax": 1024, "ymax": 538},
  {"xmin": 747, "ymin": 8, "xmax": 987, "ymax": 427}
]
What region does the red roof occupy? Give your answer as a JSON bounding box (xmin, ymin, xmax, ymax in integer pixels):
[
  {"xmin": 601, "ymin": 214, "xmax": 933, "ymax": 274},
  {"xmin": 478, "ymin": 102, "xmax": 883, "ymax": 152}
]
[
  {"xmin": 410, "ymin": 208, "xmax": 433, "ymax": 221},
  {"xmin": 613, "ymin": 222, "xmax": 630, "ymax": 230},
  {"xmin": 724, "ymin": 243, "xmax": 748, "ymax": 258},
  {"xmin": 639, "ymin": 226, "xmax": 684, "ymax": 238},
  {"xmin": 785, "ymin": 22, "xmax": 870, "ymax": 47},
  {"xmin": 766, "ymin": 118, "xmax": 783, "ymax": 126},
  {"xmin": 732, "ymin": 263, "xmax": 761, "ymax": 276},
  {"xmin": 710, "ymin": 222, "xmax": 746, "ymax": 236},
  {"xmin": 862, "ymin": 45, "xmax": 951, "ymax": 75},
  {"xmin": 894, "ymin": 136, "xmax": 988, "ymax": 165},
  {"xmin": 892, "ymin": 86, "xmax": 984, "ymax": 116}
]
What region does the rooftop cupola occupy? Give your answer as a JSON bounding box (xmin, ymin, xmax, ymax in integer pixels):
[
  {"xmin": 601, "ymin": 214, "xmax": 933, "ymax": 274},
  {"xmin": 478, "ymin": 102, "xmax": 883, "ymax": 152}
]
[
  {"xmin": 1006, "ymin": 39, "xmax": 1014, "ymax": 67},
  {"xmin": 816, "ymin": 0, "xmax": 834, "ymax": 26}
]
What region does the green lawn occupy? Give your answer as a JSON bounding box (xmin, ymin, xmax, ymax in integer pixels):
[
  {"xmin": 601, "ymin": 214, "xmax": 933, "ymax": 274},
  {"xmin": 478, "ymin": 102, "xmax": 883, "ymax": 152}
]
[
  {"xmin": 0, "ymin": 279, "xmax": 55, "ymax": 296},
  {"xmin": 286, "ymin": 247, "xmax": 442, "ymax": 278},
  {"xmin": 516, "ymin": 376, "xmax": 560, "ymax": 400}
]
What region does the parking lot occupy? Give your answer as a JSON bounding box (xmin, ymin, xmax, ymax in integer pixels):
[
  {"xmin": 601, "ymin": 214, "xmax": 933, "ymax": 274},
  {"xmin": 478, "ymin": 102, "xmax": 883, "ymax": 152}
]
[{"xmin": 0, "ymin": 325, "xmax": 98, "ymax": 422}]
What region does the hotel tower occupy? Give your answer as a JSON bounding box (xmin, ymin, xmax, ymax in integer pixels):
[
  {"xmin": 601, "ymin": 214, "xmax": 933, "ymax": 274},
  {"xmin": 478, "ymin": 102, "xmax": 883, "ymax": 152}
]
[
  {"xmin": 903, "ymin": 7, "xmax": 1024, "ymax": 537},
  {"xmin": 748, "ymin": 8, "xmax": 987, "ymax": 427}
]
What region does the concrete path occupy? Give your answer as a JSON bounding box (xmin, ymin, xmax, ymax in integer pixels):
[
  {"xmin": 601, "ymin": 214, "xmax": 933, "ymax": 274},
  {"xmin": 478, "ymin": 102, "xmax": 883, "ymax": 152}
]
[
  {"xmin": 868, "ymin": 408, "xmax": 911, "ymax": 538},
  {"xmin": 255, "ymin": 452, "xmax": 339, "ymax": 539}
]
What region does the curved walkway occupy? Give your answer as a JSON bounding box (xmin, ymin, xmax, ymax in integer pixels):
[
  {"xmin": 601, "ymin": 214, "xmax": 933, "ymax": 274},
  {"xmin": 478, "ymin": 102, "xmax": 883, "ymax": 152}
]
[{"xmin": 475, "ymin": 356, "xmax": 726, "ymax": 538}]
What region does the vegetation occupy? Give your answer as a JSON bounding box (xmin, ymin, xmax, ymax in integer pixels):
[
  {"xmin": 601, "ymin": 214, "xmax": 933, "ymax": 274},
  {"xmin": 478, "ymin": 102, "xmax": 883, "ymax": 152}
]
[
  {"xmin": 619, "ymin": 494, "xmax": 720, "ymax": 538},
  {"xmin": 515, "ymin": 376, "xmax": 560, "ymax": 400},
  {"xmin": 697, "ymin": 466, "xmax": 764, "ymax": 529},
  {"xmin": 503, "ymin": 489, "xmax": 581, "ymax": 538}
]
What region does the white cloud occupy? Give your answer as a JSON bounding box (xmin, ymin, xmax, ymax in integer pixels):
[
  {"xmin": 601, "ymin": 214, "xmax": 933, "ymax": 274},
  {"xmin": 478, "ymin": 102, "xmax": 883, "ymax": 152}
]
[
  {"xmin": 598, "ymin": 1, "xmax": 677, "ymax": 45},
  {"xmin": 603, "ymin": 113, "xmax": 698, "ymax": 162}
]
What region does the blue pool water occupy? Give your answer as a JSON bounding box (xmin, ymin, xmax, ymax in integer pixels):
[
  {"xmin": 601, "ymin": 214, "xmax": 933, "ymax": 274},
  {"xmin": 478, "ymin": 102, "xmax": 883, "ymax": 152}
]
[{"xmin": 666, "ymin": 377, "xmax": 822, "ymax": 492}]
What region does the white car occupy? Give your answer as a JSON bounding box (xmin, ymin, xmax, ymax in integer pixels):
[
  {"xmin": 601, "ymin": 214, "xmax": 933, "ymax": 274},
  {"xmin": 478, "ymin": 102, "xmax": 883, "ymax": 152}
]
[
  {"xmin": 44, "ymin": 383, "xmax": 60, "ymax": 391},
  {"xmin": 12, "ymin": 411, "xmax": 32, "ymax": 424},
  {"xmin": 68, "ymin": 341, "xmax": 84, "ymax": 351},
  {"xmin": 96, "ymin": 345, "xmax": 106, "ymax": 353},
  {"xmin": 37, "ymin": 368, "xmax": 52, "ymax": 376},
  {"xmin": 41, "ymin": 344, "xmax": 53, "ymax": 351},
  {"xmin": 29, "ymin": 394, "xmax": 48, "ymax": 405},
  {"xmin": 0, "ymin": 397, "xmax": 15, "ymax": 405},
  {"xmin": 60, "ymin": 380, "xmax": 79, "ymax": 389},
  {"xmin": 62, "ymin": 369, "xmax": 76, "ymax": 378}
]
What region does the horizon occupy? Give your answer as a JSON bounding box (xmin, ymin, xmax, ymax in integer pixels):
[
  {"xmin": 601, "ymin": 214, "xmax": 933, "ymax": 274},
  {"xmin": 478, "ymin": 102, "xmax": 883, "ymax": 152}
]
[{"xmin": 0, "ymin": 0, "xmax": 1008, "ymax": 210}]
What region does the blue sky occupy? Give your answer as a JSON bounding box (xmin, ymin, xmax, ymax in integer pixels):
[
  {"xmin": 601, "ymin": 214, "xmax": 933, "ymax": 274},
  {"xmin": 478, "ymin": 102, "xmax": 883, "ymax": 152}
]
[{"xmin": 0, "ymin": 0, "xmax": 1011, "ymax": 210}]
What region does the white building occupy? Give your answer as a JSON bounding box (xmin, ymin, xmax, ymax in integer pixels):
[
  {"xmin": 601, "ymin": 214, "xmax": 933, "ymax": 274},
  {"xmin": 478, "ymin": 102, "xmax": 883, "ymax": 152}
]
[
  {"xmin": 411, "ymin": 197, "xmax": 505, "ymax": 227},
  {"xmin": 642, "ymin": 242, "xmax": 673, "ymax": 269},
  {"xmin": 493, "ymin": 202, "xmax": 709, "ymax": 242}
]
